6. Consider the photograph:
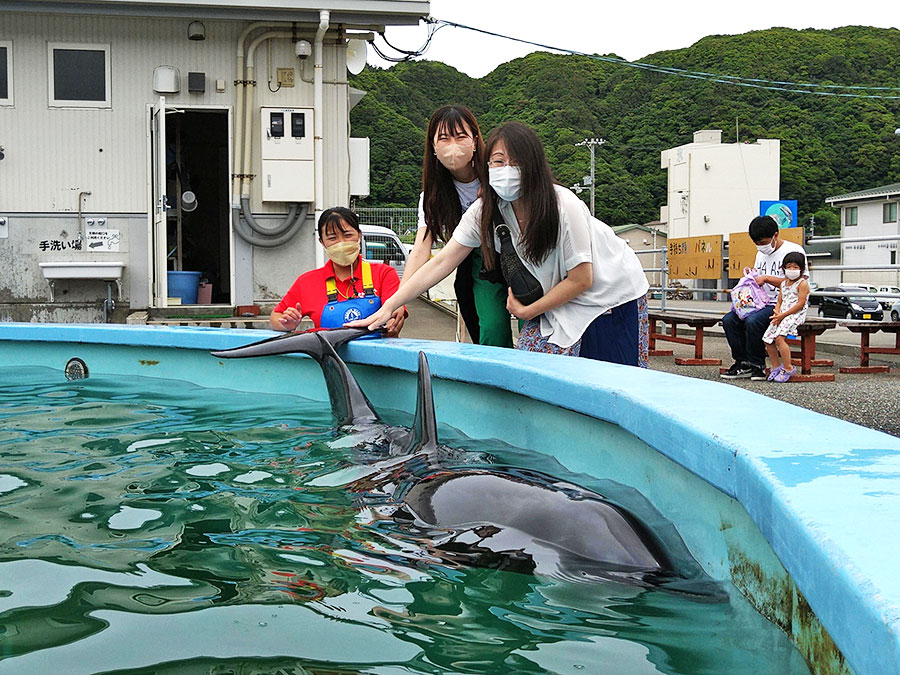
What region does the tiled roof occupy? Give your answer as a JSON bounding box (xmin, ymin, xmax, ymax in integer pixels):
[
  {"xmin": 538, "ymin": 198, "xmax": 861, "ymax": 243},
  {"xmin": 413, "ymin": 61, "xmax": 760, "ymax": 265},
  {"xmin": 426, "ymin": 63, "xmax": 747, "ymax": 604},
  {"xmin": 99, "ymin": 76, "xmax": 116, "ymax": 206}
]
[{"xmin": 825, "ymin": 183, "xmax": 900, "ymax": 203}]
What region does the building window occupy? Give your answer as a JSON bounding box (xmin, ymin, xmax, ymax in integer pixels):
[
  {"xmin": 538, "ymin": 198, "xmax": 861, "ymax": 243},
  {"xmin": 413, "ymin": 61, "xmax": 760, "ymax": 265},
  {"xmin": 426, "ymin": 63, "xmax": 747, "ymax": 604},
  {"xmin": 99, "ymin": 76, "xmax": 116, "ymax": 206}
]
[
  {"xmin": 844, "ymin": 206, "xmax": 858, "ymax": 227},
  {"xmin": 884, "ymin": 202, "xmax": 898, "ymax": 223},
  {"xmin": 0, "ymin": 41, "xmax": 11, "ymax": 105},
  {"xmin": 48, "ymin": 43, "xmax": 110, "ymax": 108}
]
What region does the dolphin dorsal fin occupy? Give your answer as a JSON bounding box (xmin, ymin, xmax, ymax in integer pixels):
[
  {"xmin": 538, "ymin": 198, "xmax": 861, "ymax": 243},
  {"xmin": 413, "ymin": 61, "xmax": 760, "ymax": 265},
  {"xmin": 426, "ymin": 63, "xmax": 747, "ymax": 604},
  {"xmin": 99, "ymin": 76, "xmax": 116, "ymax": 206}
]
[
  {"xmin": 410, "ymin": 351, "xmax": 439, "ymax": 452},
  {"xmin": 314, "ymin": 334, "xmax": 380, "ymax": 427}
]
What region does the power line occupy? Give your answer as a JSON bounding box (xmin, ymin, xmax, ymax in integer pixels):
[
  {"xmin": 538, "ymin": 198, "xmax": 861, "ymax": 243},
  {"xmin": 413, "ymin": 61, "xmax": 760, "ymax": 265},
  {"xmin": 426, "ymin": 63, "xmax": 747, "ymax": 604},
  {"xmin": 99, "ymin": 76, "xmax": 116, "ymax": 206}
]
[{"xmin": 429, "ymin": 17, "xmax": 900, "ymax": 100}]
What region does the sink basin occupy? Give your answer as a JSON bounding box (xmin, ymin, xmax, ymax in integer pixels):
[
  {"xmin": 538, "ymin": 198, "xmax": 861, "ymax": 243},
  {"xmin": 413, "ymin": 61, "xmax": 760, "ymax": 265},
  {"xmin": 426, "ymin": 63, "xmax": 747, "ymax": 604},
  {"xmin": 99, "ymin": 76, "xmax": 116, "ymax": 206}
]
[
  {"xmin": 38, "ymin": 262, "xmax": 125, "ymax": 302},
  {"xmin": 39, "ymin": 261, "xmax": 125, "ymax": 280}
]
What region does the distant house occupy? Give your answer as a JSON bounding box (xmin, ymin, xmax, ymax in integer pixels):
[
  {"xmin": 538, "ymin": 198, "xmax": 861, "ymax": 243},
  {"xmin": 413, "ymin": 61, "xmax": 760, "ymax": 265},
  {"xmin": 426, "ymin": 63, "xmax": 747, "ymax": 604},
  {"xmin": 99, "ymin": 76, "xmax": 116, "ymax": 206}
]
[
  {"xmin": 825, "ymin": 183, "xmax": 900, "ymax": 287},
  {"xmin": 660, "ymin": 130, "xmax": 780, "ymax": 240},
  {"xmin": 612, "ymin": 222, "xmax": 667, "ymax": 287},
  {"xmin": 0, "ymin": 0, "xmax": 427, "ymax": 321}
]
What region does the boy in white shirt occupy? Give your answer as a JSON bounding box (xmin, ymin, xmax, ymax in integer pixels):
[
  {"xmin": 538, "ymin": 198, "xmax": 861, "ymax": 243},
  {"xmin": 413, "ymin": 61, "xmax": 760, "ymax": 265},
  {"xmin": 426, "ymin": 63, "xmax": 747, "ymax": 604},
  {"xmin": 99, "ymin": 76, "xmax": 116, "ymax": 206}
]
[{"xmin": 721, "ymin": 216, "xmax": 807, "ymax": 381}]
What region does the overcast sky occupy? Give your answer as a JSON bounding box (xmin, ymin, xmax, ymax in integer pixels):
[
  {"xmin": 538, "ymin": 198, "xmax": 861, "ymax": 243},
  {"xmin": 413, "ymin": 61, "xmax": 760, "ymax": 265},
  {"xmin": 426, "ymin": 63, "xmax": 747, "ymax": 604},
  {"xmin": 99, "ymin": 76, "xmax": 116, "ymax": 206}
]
[{"xmin": 368, "ymin": 0, "xmax": 900, "ymax": 78}]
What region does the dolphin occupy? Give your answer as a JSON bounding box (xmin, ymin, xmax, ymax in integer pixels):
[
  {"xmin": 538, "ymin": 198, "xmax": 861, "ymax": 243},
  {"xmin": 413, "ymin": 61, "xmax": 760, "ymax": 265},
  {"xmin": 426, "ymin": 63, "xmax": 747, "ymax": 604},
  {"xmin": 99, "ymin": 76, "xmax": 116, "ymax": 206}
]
[{"xmin": 211, "ymin": 330, "xmax": 722, "ymax": 598}]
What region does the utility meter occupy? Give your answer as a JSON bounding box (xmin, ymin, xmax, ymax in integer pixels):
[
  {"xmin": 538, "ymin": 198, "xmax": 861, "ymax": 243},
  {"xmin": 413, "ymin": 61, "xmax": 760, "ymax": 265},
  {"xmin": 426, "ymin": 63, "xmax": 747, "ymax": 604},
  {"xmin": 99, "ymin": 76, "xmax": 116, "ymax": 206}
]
[{"xmin": 260, "ymin": 107, "xmax": 314, "ymax": 202}]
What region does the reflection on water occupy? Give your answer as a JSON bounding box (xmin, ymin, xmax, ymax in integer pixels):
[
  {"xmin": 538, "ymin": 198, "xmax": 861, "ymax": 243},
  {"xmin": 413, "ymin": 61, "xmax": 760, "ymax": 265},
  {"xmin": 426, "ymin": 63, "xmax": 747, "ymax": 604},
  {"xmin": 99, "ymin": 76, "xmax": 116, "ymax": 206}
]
[{"xmin": 0, "ymin": 367, "xmax": 809, "ymax": 674}]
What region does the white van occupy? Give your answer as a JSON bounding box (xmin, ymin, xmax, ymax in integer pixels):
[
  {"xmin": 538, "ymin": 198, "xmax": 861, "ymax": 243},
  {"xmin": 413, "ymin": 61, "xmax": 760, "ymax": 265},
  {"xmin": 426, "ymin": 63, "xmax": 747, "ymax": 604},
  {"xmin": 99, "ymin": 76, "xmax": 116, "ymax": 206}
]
[
  {"xmin": 877, "ymin": 285, "xmax": 900, "ymax": 310},
  {"xmin": 360, "ymin": 224, "xmax": 408, "ymax": 278}
]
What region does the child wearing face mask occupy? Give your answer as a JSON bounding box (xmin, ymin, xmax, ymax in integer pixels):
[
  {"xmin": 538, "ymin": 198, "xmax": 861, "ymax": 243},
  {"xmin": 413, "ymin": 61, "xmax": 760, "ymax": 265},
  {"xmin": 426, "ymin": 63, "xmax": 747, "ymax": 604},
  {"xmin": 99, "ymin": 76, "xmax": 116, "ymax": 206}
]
[
  {"xmin": 760, "ymin": 252, "xmax": 810, "ymax": 382},
  {"xmin": 404, "ymin": 105, "xmax": 512, "ymax": 347},
  {"xmin": 269, "ymin": 207, "xmax": 407, "ymax": 336},
  {"xmin": 349, "ymin": 121, "xmax": 651, "ymax": 366},
  {"xmin": 721, "ymin": 215, "xmax": 808, "ymax": 381}
]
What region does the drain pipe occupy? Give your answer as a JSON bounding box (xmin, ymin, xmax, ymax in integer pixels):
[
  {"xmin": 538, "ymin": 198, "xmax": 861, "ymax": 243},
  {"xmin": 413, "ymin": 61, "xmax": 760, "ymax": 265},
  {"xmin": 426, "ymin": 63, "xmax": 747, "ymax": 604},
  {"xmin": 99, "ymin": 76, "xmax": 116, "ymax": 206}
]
[{"xmin": 313, "ymin": 9, "xmax": 330, "ymax": 267}]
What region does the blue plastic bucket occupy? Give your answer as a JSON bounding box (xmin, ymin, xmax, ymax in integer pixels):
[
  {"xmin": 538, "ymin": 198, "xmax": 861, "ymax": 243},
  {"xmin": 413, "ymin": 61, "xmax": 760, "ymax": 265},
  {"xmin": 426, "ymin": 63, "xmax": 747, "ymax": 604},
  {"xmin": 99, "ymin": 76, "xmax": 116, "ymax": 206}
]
[{"xmin": 167, "ymin": 271, "xmax": 202, "ymax": 304}]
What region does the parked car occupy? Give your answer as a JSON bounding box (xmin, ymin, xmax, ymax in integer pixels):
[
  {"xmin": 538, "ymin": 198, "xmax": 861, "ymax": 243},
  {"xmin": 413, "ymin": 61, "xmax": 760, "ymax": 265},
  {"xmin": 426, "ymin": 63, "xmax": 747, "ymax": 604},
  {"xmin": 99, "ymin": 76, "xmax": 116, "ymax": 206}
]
[
  {"xmin": 360, "ymin": 224, "xmax": 408, "ymax": 278},
  {"xmin": 818, "ymin": 287, "xmax": 884, "ymax": 321},
  {"xmin": 807, "ymin": 281, "xmax": 820, "ymax": 306},
  {"xmin": 876, "ymin": 285, "xmax": 900, "ymax": 310},
  {"xmin": 891, "ymin": 300, "xmax": 900, "ymax": 322}
]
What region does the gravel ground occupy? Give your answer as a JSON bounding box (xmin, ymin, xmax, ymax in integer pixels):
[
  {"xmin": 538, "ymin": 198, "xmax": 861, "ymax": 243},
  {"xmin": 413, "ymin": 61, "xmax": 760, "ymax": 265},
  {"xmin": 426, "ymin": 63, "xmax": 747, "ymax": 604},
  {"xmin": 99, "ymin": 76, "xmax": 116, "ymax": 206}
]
[{"xmin": 648, "ymin": 336, "xmax": 900, "ymax": 438}]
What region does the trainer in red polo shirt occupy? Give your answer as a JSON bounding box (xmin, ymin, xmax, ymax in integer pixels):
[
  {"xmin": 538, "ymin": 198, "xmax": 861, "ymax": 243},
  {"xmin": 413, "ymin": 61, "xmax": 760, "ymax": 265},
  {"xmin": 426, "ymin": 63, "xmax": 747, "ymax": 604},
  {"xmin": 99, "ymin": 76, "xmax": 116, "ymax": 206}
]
[
  {"xmin": 270, "ymin": 206, "xmax": 408, "ymax": 336},
  {"xmin": 273, "ymin": 257, "xmax": 402, "ymax": 329}
]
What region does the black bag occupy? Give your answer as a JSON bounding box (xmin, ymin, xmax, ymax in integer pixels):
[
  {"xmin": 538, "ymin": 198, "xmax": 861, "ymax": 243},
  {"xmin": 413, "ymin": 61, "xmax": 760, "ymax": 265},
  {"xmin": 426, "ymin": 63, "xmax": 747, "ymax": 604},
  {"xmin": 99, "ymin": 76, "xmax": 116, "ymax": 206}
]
[
  {"xmin": 478, "ymin": 205, "xmax": 543, "ymax": 305},
  {"xmin": 495, "ymin": 223, "xmax": 544, "ymax": 306}
]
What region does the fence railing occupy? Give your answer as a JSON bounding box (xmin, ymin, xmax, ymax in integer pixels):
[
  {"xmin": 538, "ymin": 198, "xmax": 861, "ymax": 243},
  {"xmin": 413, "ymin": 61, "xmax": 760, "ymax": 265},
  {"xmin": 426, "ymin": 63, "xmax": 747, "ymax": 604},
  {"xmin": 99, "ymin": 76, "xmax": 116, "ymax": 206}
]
[{"xmin": 355, "ymin": 208, "xmax": 418, "ymax": 238}]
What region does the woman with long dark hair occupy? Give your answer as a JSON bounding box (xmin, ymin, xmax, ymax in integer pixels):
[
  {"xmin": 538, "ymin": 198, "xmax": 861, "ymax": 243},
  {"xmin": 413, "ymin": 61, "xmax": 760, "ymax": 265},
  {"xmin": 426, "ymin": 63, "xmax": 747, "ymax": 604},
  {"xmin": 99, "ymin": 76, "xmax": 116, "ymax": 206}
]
[
  {"xmin": 350, "ymin": 122, "xmax": 649, "ymax": 365},
  {"xmin": 402, "ymin": 105, "xmax": 512, "ymax": 347}
]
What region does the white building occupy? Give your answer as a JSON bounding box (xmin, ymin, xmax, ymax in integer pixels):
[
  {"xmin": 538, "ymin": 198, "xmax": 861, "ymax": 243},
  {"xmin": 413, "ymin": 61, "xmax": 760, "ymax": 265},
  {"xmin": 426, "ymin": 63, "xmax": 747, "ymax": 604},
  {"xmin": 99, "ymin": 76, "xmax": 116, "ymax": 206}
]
[
  {"xmin": 660, "ymin": 130, "xmax": 780, "ymax": 240},
  {"xmin": 825, "ymin": 183, "xmax": 900, "ymax": 287},
  {"xmin": 0, "ymin": 0, "xmax": 427, "ymax": 322}
]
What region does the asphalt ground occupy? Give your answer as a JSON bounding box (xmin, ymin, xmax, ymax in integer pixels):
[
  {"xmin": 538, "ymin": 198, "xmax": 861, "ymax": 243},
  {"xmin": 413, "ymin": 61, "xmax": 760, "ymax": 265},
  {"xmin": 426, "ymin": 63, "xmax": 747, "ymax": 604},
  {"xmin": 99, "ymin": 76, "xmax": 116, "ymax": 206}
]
[{"xmin": 401, "ymin": 297, "xmax": 900, "ymax": 439}]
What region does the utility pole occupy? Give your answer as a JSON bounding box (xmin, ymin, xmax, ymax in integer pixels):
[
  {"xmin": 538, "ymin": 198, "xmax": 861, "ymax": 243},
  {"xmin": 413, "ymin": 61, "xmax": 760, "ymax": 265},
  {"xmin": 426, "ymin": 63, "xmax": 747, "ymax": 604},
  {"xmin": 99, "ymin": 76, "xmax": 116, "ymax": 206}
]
[{"xmin": 575, "ymin": 137, "xmax": 605, "ymax": 216}]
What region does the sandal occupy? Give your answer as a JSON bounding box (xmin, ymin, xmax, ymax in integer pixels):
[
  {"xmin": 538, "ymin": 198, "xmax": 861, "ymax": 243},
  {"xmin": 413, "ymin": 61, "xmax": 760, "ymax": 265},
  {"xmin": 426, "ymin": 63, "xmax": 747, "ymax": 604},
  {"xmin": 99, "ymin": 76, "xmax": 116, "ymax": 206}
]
[
  {"xmin": 774, "ymin": 367, "xmax": 796, "ymax": 383},
  {"xmin": 766, "ymin": 365, "xmax": 783, "ymax": 381}
]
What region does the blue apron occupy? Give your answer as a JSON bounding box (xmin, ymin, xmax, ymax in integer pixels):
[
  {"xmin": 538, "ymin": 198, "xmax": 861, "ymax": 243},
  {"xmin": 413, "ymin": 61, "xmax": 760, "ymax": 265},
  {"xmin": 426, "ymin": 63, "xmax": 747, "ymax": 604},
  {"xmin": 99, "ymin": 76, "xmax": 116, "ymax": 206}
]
[{"xmin": 320, "ymin": 260, "xmax": 382, "ymax": 336}]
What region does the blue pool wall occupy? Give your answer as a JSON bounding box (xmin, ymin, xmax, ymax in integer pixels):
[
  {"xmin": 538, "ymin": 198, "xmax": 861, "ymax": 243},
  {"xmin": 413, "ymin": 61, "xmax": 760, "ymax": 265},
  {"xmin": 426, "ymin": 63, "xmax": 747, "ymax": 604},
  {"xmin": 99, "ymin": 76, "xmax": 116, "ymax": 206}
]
[{"xmin": 2, "ymin": 323, "xmax": 899, "ymax": 674}]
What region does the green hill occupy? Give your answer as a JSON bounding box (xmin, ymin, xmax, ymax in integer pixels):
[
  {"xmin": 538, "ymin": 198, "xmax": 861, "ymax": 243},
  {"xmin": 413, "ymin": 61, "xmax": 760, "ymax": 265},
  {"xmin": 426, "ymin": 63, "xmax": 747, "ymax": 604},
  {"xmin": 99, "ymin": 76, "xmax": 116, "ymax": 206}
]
[{"xmin": 350, "ymin": 26, "xmax": 900, "ymax": 235}]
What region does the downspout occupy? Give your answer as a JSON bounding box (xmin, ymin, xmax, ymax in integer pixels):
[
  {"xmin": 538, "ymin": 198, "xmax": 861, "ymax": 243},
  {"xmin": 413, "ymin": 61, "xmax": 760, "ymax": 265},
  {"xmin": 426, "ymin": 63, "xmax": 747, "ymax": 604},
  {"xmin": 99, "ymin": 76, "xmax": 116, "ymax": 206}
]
[{"xmin": 314, "ymin": 9, "xmax": 330, "ymax": 267}]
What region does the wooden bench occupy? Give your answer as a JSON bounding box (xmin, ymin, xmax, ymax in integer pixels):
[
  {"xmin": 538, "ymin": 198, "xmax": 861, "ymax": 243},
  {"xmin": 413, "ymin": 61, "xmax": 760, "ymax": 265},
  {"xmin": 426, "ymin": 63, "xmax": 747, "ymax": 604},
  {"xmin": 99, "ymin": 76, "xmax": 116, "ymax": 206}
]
[
  {"xmin": 648, "ymin": 312, "xmax": 722, "ymax": 365},
  {"xmin": 787, "ymin": 319, "xmax": 836, "ymax": 381},
  {"xmin": 838, "ymin": 321, "xmax": 900, "ymax": 374}
]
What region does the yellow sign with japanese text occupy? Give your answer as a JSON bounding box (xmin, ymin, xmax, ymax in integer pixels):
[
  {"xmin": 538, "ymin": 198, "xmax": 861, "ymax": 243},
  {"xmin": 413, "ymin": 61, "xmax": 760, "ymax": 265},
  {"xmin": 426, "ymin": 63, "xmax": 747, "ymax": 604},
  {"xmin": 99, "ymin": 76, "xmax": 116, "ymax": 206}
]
[
  {"xmin": 666, "ymin": 235, "xmax": 723, "ymax": 279},
  {"xmin": 728, "ymin": 228, "xmax": 803, "ymax": 278}
]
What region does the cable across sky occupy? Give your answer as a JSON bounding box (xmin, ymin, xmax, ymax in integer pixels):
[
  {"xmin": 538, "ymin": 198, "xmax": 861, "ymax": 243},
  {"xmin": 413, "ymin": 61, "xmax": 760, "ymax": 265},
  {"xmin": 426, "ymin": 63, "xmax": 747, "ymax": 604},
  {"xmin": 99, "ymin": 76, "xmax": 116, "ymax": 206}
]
[{"xmin": 424, "ymin": 17, "xmax": 900, "ymax": 100}]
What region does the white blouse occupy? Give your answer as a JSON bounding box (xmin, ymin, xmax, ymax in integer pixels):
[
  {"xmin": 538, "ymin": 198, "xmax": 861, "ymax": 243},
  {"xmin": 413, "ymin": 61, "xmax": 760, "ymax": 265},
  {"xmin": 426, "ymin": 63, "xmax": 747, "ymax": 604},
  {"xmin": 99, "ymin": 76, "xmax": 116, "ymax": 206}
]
[{"xmin": 452, "ymin": 185, "xmax": 649, "ymax": 348}]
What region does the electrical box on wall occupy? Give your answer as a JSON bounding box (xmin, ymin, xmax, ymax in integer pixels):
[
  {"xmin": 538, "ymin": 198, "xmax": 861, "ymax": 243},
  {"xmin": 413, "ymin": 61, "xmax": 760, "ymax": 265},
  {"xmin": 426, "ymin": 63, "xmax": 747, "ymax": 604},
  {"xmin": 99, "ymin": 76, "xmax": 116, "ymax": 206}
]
[{"xmin": 260, "ymin": 107, "xmax": 314, "ymax": 203}]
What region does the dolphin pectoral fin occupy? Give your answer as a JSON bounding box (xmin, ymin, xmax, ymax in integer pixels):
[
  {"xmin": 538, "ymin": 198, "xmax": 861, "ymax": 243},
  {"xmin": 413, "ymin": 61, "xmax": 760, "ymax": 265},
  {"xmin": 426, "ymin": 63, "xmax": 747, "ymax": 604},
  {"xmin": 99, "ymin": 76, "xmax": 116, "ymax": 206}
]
[
  {"xmin": 314, "ymin": 334, "xmax": 380, "ymax": 427},
  {"xmin": 406, "ymin": 351, "xmax": 439, "ymax": 453},
  {"xmin": 210, "ymin": 327, "xmax": 373, "ymax": 359}
]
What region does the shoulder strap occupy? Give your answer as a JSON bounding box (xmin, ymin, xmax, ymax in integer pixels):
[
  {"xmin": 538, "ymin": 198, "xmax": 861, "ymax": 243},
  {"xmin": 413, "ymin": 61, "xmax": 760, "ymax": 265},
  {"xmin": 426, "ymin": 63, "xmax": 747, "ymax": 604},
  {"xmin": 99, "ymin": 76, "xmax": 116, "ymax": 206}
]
[
  {"xmin": 325, "ymin": 276, "xmax": 338, "ymax": 302},
  {"xmin": 361, "ymin": 260, "xmax": 375, "ymax": 296}
]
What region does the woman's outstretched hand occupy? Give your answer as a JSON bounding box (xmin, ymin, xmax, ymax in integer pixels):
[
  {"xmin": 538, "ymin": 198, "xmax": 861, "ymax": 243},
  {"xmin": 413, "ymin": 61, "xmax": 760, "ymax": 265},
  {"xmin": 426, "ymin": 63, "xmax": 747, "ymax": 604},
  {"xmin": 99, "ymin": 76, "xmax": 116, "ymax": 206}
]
[{"xmin": 345, "ymin": 304, "xmax": 393, "ymax": 332}]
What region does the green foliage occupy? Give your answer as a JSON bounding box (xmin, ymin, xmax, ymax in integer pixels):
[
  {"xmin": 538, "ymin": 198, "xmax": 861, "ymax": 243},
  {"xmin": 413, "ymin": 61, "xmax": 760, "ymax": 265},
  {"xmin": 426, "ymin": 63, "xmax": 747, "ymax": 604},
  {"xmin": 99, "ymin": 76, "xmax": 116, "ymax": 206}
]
[{"xmin": 350, "ymin": 26, "xmax": 900, "ymax": 227}]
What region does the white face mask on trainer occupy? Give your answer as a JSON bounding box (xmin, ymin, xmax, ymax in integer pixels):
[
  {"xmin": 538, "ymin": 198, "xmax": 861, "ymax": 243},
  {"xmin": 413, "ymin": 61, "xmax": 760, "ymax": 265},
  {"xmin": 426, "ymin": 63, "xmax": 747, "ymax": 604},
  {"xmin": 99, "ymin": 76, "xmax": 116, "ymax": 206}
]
[{"xmin": 489, "ymin": 165, "xmax": 522, "ymax": 202}]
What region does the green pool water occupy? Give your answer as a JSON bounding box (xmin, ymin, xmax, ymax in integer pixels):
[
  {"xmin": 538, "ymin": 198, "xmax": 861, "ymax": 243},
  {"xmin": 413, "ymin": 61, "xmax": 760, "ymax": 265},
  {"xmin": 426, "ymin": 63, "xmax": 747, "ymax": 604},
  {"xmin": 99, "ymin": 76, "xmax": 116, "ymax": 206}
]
[{"xmin": 0, "ymin": 367, "xmax": 810, "ymax": 674}]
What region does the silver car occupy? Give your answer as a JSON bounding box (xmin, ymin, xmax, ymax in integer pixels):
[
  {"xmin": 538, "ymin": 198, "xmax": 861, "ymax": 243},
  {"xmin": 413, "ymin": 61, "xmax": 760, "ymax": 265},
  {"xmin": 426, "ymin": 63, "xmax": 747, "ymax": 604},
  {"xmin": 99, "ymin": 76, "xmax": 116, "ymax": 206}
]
[{"xmin": 360, "ymin": 224, "xmax": 408, "ymax": 278}]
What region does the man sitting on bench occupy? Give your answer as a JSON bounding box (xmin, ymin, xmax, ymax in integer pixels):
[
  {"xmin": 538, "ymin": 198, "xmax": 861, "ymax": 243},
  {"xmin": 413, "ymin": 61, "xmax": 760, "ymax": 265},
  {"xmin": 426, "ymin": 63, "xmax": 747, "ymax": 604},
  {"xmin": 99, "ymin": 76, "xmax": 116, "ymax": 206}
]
[{"xmin": 721, "ymin": 216, "xmax": 807, "ymax": 381}]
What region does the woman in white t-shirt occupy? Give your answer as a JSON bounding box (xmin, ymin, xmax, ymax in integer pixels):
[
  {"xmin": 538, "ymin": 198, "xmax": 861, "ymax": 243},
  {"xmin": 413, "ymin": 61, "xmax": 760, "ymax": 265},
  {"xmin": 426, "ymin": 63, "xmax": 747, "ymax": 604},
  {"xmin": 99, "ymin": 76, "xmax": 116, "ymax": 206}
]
[
  {"xmin": 350, "ymin": 121, "xmax": 650, "ymax": 366},
  {"xmin": 402, "ymin": 105, "xmax": 512, "ymax": 347}
]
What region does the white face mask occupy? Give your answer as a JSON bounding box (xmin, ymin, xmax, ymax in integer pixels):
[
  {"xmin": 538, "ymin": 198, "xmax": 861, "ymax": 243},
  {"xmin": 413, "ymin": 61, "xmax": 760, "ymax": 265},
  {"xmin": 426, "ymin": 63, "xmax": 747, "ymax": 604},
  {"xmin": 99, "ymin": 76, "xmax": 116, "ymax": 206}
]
[
  {"xmin": 784, "ymin": 268, "xmax": 801, "ymax": 280},
  {"xmin": 756, "ymin": 238, "xmax": 777, "ymax": 256},
  {"xmin": 489, "ymin": 165, "xmax": 522, "ymax": 202}
]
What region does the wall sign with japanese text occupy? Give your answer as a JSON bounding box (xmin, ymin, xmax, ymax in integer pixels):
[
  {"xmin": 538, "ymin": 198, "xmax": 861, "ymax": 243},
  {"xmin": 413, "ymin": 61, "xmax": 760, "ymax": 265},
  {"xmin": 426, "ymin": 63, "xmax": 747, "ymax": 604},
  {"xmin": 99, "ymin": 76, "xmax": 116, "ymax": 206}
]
[
  {"xmin": 86, "ymin": 228, "xmax": 120, "ymax": 252},
  {"xmin": 666, "ymin": 235, "xmax": 722, "ymax": 279}
]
